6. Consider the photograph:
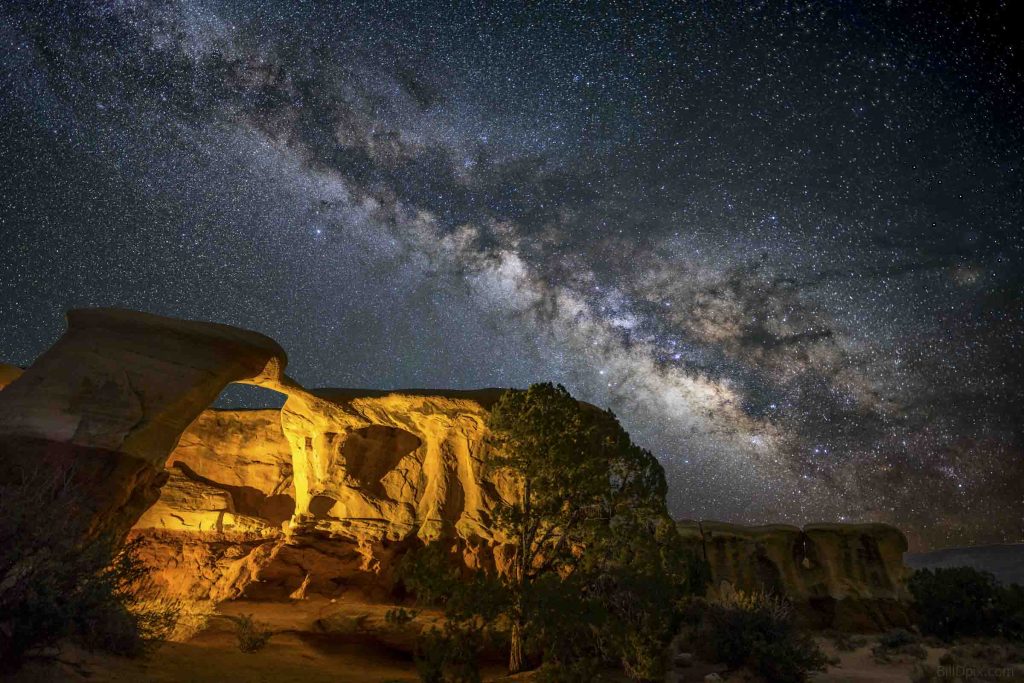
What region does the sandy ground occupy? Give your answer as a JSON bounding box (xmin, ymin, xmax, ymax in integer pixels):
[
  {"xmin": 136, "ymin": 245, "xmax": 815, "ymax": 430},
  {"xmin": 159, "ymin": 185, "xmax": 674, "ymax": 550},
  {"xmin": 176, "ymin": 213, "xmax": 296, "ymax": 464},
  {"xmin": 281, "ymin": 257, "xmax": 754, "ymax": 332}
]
[
  {"xmin": 810, "ymin": 639, "xmax": 945, "ymax": 683},
  {"xmin": 7, "ymin": 598, "xmax": 518, "ymax": 683},
  {"xmin": 8, "ymin": 632, "xmax": 538, "ymax": 682},
  {"xmin": 9, "ymin": 635, "xmax": 952, "ymax": 683},
  {"xmin": 2, "ymin": 599, "xmax": 978, "ymax": 683},
  {"xmin": 665, "ymin": 640, "xmax": 947, "ymax": 682},
  {"xmin": 12, "ymin": 632, "xmax": 420, "ymax": 682}
]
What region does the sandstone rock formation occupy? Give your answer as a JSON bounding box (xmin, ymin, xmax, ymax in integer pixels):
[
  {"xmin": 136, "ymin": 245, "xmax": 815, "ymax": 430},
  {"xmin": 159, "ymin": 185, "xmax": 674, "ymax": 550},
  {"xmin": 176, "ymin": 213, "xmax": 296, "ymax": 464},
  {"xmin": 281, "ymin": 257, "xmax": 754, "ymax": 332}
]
[
  {"xmin": 0, "ymin": 308, "xmax": 289, "ymax": 538},
  {"xmin": 677, "ymin": 520, "xmax": 911, "ymax": 629},
  {"xmin": 132, "ymin": 389, "xmax": 517, "ymax": 602},
  {"xmin": 0, "ymin": 308, "xmax": 914, "ymax": 629},
  {"xmin": 129, "ymin": 392, "xmax": 912, "ymax": 628},
  {"xmin": 135, "ymin": 408, "xmax": 295, "ymax": 534},
  {"xmin": 0, "ymin": 363, "xmax": 22, "ymax": 389},
  {"xmin": 280, "ymin": 388, "xmax": 512, "ymax": 543}
]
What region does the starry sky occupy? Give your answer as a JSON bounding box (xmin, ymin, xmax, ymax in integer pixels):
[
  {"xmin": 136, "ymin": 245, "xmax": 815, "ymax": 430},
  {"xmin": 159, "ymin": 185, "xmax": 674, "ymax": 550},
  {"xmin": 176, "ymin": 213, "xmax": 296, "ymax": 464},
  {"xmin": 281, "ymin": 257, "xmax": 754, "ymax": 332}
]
[{"xmin": 1, "ymin": 1, "xmax": 1021, "ymax": 550}]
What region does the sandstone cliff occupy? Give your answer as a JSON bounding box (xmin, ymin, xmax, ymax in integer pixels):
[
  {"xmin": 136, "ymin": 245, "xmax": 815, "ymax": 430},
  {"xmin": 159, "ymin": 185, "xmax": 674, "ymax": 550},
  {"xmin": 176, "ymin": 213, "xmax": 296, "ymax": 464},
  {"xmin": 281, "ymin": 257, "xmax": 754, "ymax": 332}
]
[
  {"xmin": 280, "ymin": 388, "xmax": 513, "ymax": 544},
  {"xmin": 0, "ymin": 308, "xmax": 913, "ymax": 629},
  {"xmin": 131, "ymin": 390, "xmax": 516, "ymax": 603},
  {"xmin": 677, "ymin": 520, "xmax": 911, "ymax": 629},
  {"xmin": 135, "ymin": 408, "xmax": 294, "ymax": 534},
  {"xmin": 0, "ymin": 309, "xmax": 289, "ymax": 538},
  {"xmin": 128, "ymin": 396, "xmax": 912, "ymax": 628}
]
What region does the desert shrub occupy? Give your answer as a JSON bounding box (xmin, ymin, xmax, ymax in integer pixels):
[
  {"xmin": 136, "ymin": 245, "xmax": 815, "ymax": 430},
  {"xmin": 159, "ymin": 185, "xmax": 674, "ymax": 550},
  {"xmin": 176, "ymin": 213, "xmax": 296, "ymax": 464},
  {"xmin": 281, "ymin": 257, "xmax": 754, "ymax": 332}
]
[
  {"xmin": 823, "ymin": 629, "xmax": 867, "ymax": 651},
  {"xmin": 998, "ymin": 583, "xmax": 1024, "ymax": 641},
  {"xmin": 877, "ymin": 628, "xmax": 918, "ymax": 649},
  {"xmin": 120, "ymin": 597, "xmax": 214, "ymax": 643},
  {"xmin": 693, "ymin": 589, "xmax": 828, "ymax": 683},
  {"xmin": 164, "ymin": 599, "xmax": 216, "ymax": 642},
  {"xmin": 909, "ymin": 567, "xmax": 1024, "ymax": 641},
  {"xmin": 227, "ymin": 613, "xmax": 272, "ymax": 653},
  {"xmin": 872, "ymin": 628, "xmax": 927, "ymax": 663},
  {"xmin": 0, "ymin": 464, "xmax": 177, "ymax": 671},
  {"xmin": 942, "ymin": 640, "xmax": 1024, "ymax": 667},
  {"xmin": 909, "ymin": 662, "xmax": 939, "ymax": 683},
  {"xmin": 389, "ymin": 543, "xmax": 505, "ymax": 682},
  {"xmin": 563, "ymin": 518, "xmax": 700, "ymax": 680},
  {"xmin": 413, "ymin": 622, "xmax": 486, "ymax": 683}
]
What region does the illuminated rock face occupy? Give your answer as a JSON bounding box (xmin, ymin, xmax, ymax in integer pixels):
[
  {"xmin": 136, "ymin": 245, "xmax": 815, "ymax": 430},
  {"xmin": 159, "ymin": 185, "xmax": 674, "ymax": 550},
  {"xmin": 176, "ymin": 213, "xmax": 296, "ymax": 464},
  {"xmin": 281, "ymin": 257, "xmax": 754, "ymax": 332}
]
[
  {"xmin": 130, "ymin": 397, "xmax": 912, "ymax": 628},
  {"xmin": 0, "ymin": 308, "xmax": 288, "ymax": 538},
  {"xmin": 135, "ymin": 408, "xmax": 295, "ymax": 534},
  {"xmin": 280, "ymin": 388, "xmax": 515, "ymax": 543},
  {"xmin": 0, "ymin": 363, "xmax": 22, "ymax": 389},
  {"xmin": 131, "ymin": 389, "xmax": 518, "ymax": 602},
  {"xmin": 0, "ymin": 308, "xmax": 912, "ymax": 627}
]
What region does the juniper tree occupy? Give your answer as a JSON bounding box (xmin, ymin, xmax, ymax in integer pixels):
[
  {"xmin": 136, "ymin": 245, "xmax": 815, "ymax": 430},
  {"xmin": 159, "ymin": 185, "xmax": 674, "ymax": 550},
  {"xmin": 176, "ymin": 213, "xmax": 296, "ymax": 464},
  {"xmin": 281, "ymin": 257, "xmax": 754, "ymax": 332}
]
[
  {"xmin": 485, "ymin": 383, "xmax": 678, "ymax": 675},
  {"xmin": 394, "ymin": 383, "xmax": 703, "ymax": 680}
]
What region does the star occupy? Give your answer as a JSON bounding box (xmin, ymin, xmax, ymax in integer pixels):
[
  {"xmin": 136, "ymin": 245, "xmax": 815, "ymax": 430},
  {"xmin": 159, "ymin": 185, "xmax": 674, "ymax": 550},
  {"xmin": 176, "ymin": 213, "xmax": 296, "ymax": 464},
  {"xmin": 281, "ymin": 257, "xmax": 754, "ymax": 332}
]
[{"xmin": 0, "ymin": 0, "xmax": 1021, "ymax": 550}]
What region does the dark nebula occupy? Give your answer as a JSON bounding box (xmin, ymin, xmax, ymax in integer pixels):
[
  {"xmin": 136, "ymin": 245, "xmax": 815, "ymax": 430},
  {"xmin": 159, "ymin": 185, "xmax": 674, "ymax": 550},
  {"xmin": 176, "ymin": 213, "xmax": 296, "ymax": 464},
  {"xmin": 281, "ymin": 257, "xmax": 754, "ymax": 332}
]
[{"xmin": 1, "ymin": 1, "xmax": 1021, "ymax": 550}]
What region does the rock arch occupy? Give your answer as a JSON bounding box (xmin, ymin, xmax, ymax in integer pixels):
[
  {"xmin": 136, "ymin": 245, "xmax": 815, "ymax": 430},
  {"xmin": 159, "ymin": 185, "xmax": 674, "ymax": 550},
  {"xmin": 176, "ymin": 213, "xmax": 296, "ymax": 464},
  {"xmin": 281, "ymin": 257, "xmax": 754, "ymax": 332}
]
[{"xmin": 0, "ymin": 308, "xmax": 290, "ymax": 539}]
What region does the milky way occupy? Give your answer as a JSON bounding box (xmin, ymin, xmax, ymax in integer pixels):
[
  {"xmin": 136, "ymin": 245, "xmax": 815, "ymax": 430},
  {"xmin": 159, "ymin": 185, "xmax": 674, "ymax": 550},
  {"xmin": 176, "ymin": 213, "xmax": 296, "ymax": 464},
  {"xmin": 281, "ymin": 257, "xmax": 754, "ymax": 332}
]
[{"xmin": 1, "ymin": 1, "xmax": 1021, "ymax": 550}]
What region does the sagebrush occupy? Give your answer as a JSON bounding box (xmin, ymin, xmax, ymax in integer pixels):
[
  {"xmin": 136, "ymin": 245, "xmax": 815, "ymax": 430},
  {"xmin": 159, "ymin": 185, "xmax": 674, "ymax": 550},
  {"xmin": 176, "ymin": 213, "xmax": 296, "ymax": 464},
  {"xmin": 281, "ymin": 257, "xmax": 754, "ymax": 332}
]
[
  {"xmin": 228, "ymin": 613, "xmax": 273, "ymax": 653},
  {"xmin": 0, "ymin": 463, "xmax": 177, "ymax": 671},
  {"xmin": 683, "ymin": 589, "xmax": 828, "ymax": 683}
]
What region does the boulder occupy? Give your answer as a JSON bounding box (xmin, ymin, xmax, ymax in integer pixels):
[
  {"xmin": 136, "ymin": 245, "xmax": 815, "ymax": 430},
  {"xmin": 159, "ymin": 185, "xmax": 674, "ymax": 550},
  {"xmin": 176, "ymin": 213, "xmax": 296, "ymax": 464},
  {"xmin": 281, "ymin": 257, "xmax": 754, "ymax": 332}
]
[{"xmin": 134, "ymin": 466, "xmax": 274, "ymax": 535}]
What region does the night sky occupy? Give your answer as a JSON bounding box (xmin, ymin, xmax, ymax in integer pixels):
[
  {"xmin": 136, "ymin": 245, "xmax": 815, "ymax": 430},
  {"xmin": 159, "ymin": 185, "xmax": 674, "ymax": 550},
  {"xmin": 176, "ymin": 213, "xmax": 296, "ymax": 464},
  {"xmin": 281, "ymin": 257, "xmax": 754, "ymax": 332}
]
[{"xmin": 1, "ymin": 1, "xmax": 1021, "ymax": 550}]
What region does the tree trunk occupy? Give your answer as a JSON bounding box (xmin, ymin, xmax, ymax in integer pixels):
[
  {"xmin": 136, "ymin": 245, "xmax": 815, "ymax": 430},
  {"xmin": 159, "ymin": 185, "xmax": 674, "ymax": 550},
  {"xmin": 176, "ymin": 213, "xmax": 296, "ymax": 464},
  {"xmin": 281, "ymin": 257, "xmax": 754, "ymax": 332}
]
[
  {"xmin": 509, "ymin": 619, "xmax": 524, "ymax": 673},
  {"xmin": 509, "ymin": 478, "xmax": 529, "ymax": 673}
]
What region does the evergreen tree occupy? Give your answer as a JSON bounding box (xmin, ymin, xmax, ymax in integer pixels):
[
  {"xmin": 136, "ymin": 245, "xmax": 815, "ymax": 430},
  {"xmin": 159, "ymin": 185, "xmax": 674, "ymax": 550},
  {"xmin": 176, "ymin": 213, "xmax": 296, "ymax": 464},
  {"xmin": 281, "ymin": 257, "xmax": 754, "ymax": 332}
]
[
  {"xmin": 394, "ymin": 383, "xmax": 705, "ymax": 680},
  {"xmin": 486, "ymin": 383, "xmax": 671, "ymax": 673}
]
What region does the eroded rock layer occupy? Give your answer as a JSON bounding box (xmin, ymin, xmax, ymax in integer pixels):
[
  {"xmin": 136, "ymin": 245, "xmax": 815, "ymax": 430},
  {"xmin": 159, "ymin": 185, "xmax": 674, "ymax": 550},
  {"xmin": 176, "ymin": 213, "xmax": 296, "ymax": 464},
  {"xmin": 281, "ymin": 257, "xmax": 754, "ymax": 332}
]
[
  {"xmin": 131, "ymin": 396, "xmax": 912, "ymax": 629},
  {"xmin": 136, "ymin": 408, "xmax": 295, "ymax": 534},
  {"xmin": 677, "ymin": 520, "xmax": 911, "ymax": 629},
  {"xmin": 280, "ymin": 388, "xmax": 514, "ymax": 544},
  {"xmin": 0, "ymin": 308, "xmax": 913, "ymax": 630},
  {"xmin": 0, "ymin": 308, "xmax": 289, "ymax": 538},
  {"xmin": 132, "ymin": 390, "xmax": 515, "ymax": 602}
]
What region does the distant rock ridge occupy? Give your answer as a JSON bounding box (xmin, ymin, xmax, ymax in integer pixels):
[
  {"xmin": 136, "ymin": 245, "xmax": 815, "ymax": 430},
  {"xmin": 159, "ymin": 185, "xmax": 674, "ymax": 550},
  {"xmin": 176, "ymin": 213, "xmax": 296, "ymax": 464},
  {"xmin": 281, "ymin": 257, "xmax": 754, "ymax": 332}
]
[
  {"xmin": 0, "ymin": 308, "xmax": 912, "ymax": 629},
  {"xmin": 907, "ymin": 543, "xmax": 1024, "ymax": 586},
  {"xmin": 677, "ymin": 520, "xmax": 910, "ymax": 629}
]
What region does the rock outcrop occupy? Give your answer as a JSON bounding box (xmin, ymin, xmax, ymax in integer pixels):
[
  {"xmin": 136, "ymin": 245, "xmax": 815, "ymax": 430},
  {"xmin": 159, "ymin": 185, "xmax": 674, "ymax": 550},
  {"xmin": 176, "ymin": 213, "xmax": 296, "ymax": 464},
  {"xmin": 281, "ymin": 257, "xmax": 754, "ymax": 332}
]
[
  {"xmin": 131, "ymin": 389, "xmax": 517, "ymax": 602},
  {"xmin": 280, "ymin": 388, "xmax": 512, "ymax": 543},
  {"xmin": 135, "ymin": 408, "xmax": 295, "ymax": 534},
  {"xmin": 0, "ymin": 308, "xmax": 914, "ymax": 629},
  {"xmin": 128, "ymin": 394, "xmax": 912, "ymax": 628},
  {"xmin": 0, "ymin": 308, "xmax": 288, "ymax": 538},
  {"xmin": 677, "ymin": 521, "xmax": 911, "ymax": 629},
  {"xmin": 0, "ymin": 363, "xmax": 22, "ymax": 389}
]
